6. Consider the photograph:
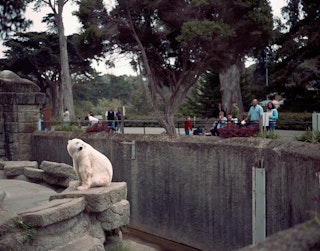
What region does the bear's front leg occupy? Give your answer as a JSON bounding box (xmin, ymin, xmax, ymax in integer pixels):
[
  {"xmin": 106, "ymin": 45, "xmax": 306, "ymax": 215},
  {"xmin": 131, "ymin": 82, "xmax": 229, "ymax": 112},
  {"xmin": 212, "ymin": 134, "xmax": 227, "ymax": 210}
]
[{"xmin": 77, "ymin": 163, "xmax": 93, "ymax": 190}]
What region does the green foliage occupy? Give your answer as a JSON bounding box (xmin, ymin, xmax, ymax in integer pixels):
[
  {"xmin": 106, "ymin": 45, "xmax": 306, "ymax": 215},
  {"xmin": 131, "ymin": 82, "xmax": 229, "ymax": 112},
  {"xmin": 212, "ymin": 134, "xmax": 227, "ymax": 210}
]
[
  {"xmin": 0, "ymin": 0, "xmax": 32, "ymax": 39},
  {"xmin": 295, "ymin": 129, "xmax": 320, "ymax": 143},
  {"xmin": 178, "ymin": 20, "xmax": 235, "ymax": 42},
  {"xmin": 269, "ymin": 0, "xmax": 320, "ymax": 110},
  {"xmin": 276, "ymin": 112, "xmax": 312, "ymax": 130},
  {"xmin": 15, "ymin": 220, "xmax": 36, "ymax": 244},
  {"xmin": 179, "ymin": 70, "xmax": 221, "ymax": 118},
  {"xmin": 75, "ymin": 0, "xmax": 273, "ymax": 135},
  {"xmin": 256, "ymin": 131, "xmax": 280, "ymax": 139},
  {"xmin": 107, "ymin": 243, "xmax": 130, "ymax": 251},
  {"xmin": 54, "ymin": 124, "xmax": 83, "ymax": 132}
]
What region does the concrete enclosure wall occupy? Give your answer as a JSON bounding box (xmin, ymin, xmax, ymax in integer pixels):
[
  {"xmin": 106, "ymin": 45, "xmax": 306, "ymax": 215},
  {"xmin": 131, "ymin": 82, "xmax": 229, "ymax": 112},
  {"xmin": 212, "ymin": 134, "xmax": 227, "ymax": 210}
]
[{"xmin": 31, "ymin": 131, "xmax": 320, "ymax": 251}]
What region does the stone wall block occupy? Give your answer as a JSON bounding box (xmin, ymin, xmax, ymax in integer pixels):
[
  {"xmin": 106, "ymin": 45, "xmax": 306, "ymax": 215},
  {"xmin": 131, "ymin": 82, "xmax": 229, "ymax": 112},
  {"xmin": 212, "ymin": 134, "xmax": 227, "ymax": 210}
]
[
  {"xmin": 24, "ymin": 167, "xmax": 44, "ymax": 180},
  {"xmin": 98, "ymin": 200, "xmax": 130, "ymax": 231},
  {"xmin": 50, "ymin": 182, "xmax": 128, "ymax": 213},
  {"xmin": 21, "ymin": 198, "xmax": 85, "ymax": 227},
  {"xmin": 10, "ymin": 133, "xmax": 32, "ymax": 144},
  {"xmin": 35, "ymin": 93, "xmax": 46, "ymax": 105},
  {"xmin": 18, "ymin": 122, "xmax": 38, "ymax": 133},
  {"xmin": 3, "ymin": 111, "xmax": 17, "ymax": 123},
  {"xmin": 17, "ymin": 110, "xmax": 39, "ymax": 123},
  {"xmin": 0, "ymin": 70, "xmax": 45, "ymax": 160},
  {"xmin": 43, "ymin": 173, "xmax": 73, "ymax": 188},
  {"xmin": 15, "ymin": 93, "xmax": 36, "ymax": 105},
  {"xmin": 3, "ymin": 161, "xmax": 38, "ymax": 177},
  {"xmin": 40, "ymin": 161, "xmax": 77, "ymax": 179},
  {"xmin": 0, "ymin": 94, "xmax": 14, "ymax": 105},
  {"xmin": 4, "ymin": 122, "xmax": 18, "ymax": 133}
]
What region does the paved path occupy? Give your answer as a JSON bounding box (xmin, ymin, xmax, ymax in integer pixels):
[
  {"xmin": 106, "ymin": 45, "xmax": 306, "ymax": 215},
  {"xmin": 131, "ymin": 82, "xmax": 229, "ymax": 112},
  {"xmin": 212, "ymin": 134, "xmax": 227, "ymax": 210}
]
[{"xmin": 120, "ymin": 127, "xmax": 303, "ymax": 140}]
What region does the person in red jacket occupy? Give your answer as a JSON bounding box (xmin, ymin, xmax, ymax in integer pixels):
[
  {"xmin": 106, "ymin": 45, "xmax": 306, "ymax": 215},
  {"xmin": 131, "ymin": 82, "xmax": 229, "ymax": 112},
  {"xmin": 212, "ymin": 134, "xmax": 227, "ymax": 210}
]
[{"xmin": 184, "ymin": 116, "xmax": 192, "ymax": 136}]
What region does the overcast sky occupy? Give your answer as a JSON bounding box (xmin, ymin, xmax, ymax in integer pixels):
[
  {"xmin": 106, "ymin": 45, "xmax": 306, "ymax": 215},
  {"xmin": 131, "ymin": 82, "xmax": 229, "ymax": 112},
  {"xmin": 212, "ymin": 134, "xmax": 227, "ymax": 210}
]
[{"xmin": 2, "ymin": 0, "xmax": 287, "ymax": 76}]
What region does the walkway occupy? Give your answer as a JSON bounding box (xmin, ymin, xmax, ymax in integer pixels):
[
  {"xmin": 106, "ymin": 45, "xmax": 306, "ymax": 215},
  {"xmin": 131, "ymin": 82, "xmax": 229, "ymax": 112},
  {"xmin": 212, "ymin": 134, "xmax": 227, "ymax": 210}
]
[{"xmin": 121, "ymin": 127, "xmax": 304, "ymax": 140}]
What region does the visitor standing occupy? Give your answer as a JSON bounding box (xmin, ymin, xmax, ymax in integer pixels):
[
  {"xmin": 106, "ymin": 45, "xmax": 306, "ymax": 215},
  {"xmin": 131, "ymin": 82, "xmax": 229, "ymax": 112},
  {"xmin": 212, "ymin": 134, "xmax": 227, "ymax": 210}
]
[
  {"xmin": 62, "ymin": 108, "xmax": 70, "ymax": 125},
  {"xmin": 116, "ymin": 107, "xmax": 122, "ymax": 132},
  {"xmin": 267, "ymin": 101, "xmax": 278, "ymax": 131},
  {"xmin": 230, "ymin": 102, "xmax": 240, "ymax": 123},
  {"xmin": 184, "ymin": 116, "xmax": 192, "ymax": 136},
  {"xmin": 243, "ymin": 99, "xmax": 263, "ymax": 126},
  {"xmin": 105, "ymin": 107, "xmax": 116, "ymax": 130}
]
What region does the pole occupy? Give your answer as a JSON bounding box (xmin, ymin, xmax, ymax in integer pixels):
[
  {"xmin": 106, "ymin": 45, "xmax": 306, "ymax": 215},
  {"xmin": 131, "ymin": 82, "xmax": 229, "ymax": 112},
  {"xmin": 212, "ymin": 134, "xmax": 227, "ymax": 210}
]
[
  {"xmin": 252, "ymin": 159, "xmax": 266, "ymax": 244},
  {"xmin": 266, "ymin": 67, "xmax": 268, "ymax": 87}
]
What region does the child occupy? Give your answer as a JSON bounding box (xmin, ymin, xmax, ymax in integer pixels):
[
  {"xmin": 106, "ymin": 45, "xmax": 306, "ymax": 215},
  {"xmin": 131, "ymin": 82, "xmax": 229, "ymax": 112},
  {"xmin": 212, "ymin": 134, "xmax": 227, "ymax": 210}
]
[
  {"xmin": 184, "ymin": 116, "xmax": 192, "ymax": 136},
  {"xmin": 210, "ymin": 111, "xmax": 227, "ymax": 136}
]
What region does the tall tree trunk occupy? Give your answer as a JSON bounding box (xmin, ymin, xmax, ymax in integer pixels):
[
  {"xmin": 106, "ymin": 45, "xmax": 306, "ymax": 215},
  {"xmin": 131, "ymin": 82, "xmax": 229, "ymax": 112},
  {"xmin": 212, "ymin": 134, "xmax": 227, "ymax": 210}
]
[
  {"xmin": 219, "ymin": 64, "xmax": 244, "ymax": 114},
  {"xmin": 57, "ymin": 0, "xmax": 74, "ymax": 119}
]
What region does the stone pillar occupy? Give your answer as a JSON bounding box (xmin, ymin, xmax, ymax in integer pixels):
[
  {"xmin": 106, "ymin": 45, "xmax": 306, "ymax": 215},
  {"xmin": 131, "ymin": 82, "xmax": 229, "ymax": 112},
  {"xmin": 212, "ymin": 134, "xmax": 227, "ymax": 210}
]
[{"xmin": 0, "ymin": 70, "xmax": 46, "ymax": 160}]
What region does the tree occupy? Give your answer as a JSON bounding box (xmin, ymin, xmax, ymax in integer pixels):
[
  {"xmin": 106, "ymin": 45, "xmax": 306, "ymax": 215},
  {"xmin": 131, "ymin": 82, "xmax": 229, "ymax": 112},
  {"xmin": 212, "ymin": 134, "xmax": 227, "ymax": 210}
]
[
  {"xmin": 0, "ymin": 0, "xmax": 32, "ymax": 39},
  {"xmin": 34, "ymin": 0, "xmax": 75, "ymax": 119},
  {"xmin": 1, "ymin": 32, "xmax": 94, "ymax": 117},
  {"xmin": 76, "ymin": 0, "xmax": 273, "ymax": 135},
  {"xmin": 179, "ymin": 71, "xmax": 221, "ymax": 118},
  {"xmin": 270, "ymin": 0, "xmax": 320, "ymax": 111}
]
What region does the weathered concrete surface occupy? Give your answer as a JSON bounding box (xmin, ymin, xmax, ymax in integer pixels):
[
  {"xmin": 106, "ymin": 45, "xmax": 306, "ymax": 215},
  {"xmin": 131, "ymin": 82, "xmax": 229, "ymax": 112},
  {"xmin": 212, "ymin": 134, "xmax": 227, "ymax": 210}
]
[
  {"xmin": 0, "ymin": 180, "xmax": 56, "ymax": 213},
  {"xmin": 238, "ymin": 220, "xmax": 320, "ymax": 251},
  {"xmin": 51, "ymin": 234, "xmax": 105, "ymax": 251},
  {"xmin": 98, "ymin": 200, "xmax": 130, "ymax": 231},
  {"xmin": 21, "ymin": 198, "xmax": 85, "ymax": 227},
  {"xmin": 31, "ymin": 131, "xmax": 320, "ymax": 251}
]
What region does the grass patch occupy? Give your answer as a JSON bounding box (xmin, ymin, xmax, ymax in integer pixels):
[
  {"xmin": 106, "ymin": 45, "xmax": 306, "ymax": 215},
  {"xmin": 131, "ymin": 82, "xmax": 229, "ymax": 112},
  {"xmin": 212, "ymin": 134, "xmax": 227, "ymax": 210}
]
[{"xmin": 295, "ymin": 129, "xmax": 320, "ymax": 143}]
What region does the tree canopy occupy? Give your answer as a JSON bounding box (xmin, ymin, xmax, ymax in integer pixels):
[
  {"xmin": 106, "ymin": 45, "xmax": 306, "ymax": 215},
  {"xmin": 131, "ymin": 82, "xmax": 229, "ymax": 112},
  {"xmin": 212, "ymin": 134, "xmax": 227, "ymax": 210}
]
[
  {"xmin": 0, "ymin": 31, "xmax": 95, "ymax": 117},
  {"xmin": 0, "ymin": 0, "xmax": 32, "ymax": 39},
  {"xmin": 75, "ymin": 0, "xmax": 273, "ymax": 134},
  {"xmin": 269, "ymin": 0, "xmax": 320, "ymax": 111}
]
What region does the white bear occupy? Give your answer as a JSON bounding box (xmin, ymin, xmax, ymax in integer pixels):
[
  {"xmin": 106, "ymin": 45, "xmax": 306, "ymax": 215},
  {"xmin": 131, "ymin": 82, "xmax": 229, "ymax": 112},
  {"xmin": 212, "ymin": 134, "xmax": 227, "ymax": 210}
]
[{"xmin": 67, "ymin": 138, "xmax": 113, "ymax": 190}]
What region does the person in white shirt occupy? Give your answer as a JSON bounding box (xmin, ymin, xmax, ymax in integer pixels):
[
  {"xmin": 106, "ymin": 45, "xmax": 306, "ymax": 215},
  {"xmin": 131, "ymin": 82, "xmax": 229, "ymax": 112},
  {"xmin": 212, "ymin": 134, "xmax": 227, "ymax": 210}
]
[
  {"xmin": 63, "ymin": 108, "xmax": 70, "ymax": 125},
  {"xmin": 88, "ymin": 113, "xmax": 99, "ymax": 125}
]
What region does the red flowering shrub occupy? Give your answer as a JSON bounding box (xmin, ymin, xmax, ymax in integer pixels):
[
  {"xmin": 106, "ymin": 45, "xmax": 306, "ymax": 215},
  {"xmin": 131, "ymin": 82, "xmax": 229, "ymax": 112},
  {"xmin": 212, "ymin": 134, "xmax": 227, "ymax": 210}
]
[
  {"xmin": 218, "ymin": 124, "xmax": 260, "ymax": 138},
  {"xmin": 86, "ymin": 122, "xmax": 111, "ymax": 133}
]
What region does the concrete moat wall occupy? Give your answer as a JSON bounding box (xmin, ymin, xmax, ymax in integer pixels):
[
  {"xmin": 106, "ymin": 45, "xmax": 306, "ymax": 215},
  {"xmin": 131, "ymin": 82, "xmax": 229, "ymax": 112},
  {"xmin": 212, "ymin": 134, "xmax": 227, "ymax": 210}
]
[
  {"xmin": 0, "ymin": 70, "xmax": 45, "ymax": 161},
  {"xmin": 31, "ymin": 131, "xmax": 320, "ymax": 251}
]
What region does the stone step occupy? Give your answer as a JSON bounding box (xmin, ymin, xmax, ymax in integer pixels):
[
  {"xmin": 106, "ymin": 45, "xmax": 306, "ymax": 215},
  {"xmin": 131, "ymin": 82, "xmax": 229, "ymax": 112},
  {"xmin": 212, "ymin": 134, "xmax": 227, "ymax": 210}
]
[
  {"xmin": 21, "ymin": 197, "xmax": 85, "ymax": 227},
  {"xmin": 3, "ymin": 161, "xmax": 38, "ymax": 177},
  {"xmin": 50, "ymin": 182, "xmax": 127, "ymax": 213}
]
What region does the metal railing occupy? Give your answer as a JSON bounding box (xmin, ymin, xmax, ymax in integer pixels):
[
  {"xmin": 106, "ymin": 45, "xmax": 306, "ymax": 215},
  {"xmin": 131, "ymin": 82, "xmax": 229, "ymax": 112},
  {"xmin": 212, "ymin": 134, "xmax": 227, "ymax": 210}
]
[{"xmin": 39, "ymin": 119, "xmax": 312, "ymax": 133}]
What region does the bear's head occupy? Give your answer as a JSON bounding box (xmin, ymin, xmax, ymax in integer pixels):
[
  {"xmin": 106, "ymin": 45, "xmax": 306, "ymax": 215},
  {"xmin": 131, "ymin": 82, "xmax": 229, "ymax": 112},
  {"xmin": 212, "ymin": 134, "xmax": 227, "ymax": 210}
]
[{"xmin": 67, "ymin": 138, "xmax": 86, "ymax": 157}]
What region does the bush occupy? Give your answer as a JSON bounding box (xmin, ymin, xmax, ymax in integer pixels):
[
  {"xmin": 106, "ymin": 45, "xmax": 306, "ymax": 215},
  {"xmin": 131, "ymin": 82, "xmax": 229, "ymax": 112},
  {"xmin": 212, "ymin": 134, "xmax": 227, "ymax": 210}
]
[
  {"xmin": 295, "ymin": 129, "xmax": 320, "ymax": 143},
  {"xmin": 218, "ymin": 124, "xmax": 260, "ymax": 138},
  {"xmin": 276, "ymin": 112, "xmax": 312, "ymax": 130},
  {"xmin": 86, "ymin": 122, "xmax": 112, "ymax": 133},
  {"xmin": 54, "ymin": 124, "xmax": 83, "ymax": 132},
  {"xmin": 256, "ymin": 131, "xmax": 280, "ymax": 139}
]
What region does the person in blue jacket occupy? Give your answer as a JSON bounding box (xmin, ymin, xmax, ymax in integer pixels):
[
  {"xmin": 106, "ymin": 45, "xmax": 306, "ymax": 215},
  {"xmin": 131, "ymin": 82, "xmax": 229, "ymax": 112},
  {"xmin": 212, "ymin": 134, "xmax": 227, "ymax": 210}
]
[{"xmin": 267, "ymin": 101, "xmax": 278, "ymax": 131}]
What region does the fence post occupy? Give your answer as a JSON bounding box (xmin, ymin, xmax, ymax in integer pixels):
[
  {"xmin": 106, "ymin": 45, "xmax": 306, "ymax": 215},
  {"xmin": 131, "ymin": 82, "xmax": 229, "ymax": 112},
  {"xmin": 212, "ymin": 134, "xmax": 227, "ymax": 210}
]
[{"xmin": 252, "ymin": 159, "xmax": 266, "ymax": 244}]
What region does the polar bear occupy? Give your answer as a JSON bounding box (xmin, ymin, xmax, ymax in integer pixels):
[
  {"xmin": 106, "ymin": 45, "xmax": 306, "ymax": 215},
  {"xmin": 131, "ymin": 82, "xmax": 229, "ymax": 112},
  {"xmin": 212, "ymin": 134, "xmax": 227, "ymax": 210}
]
[{"xmin": 67, "ymin": 138, "xmax": 113, "ymax": 190}]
